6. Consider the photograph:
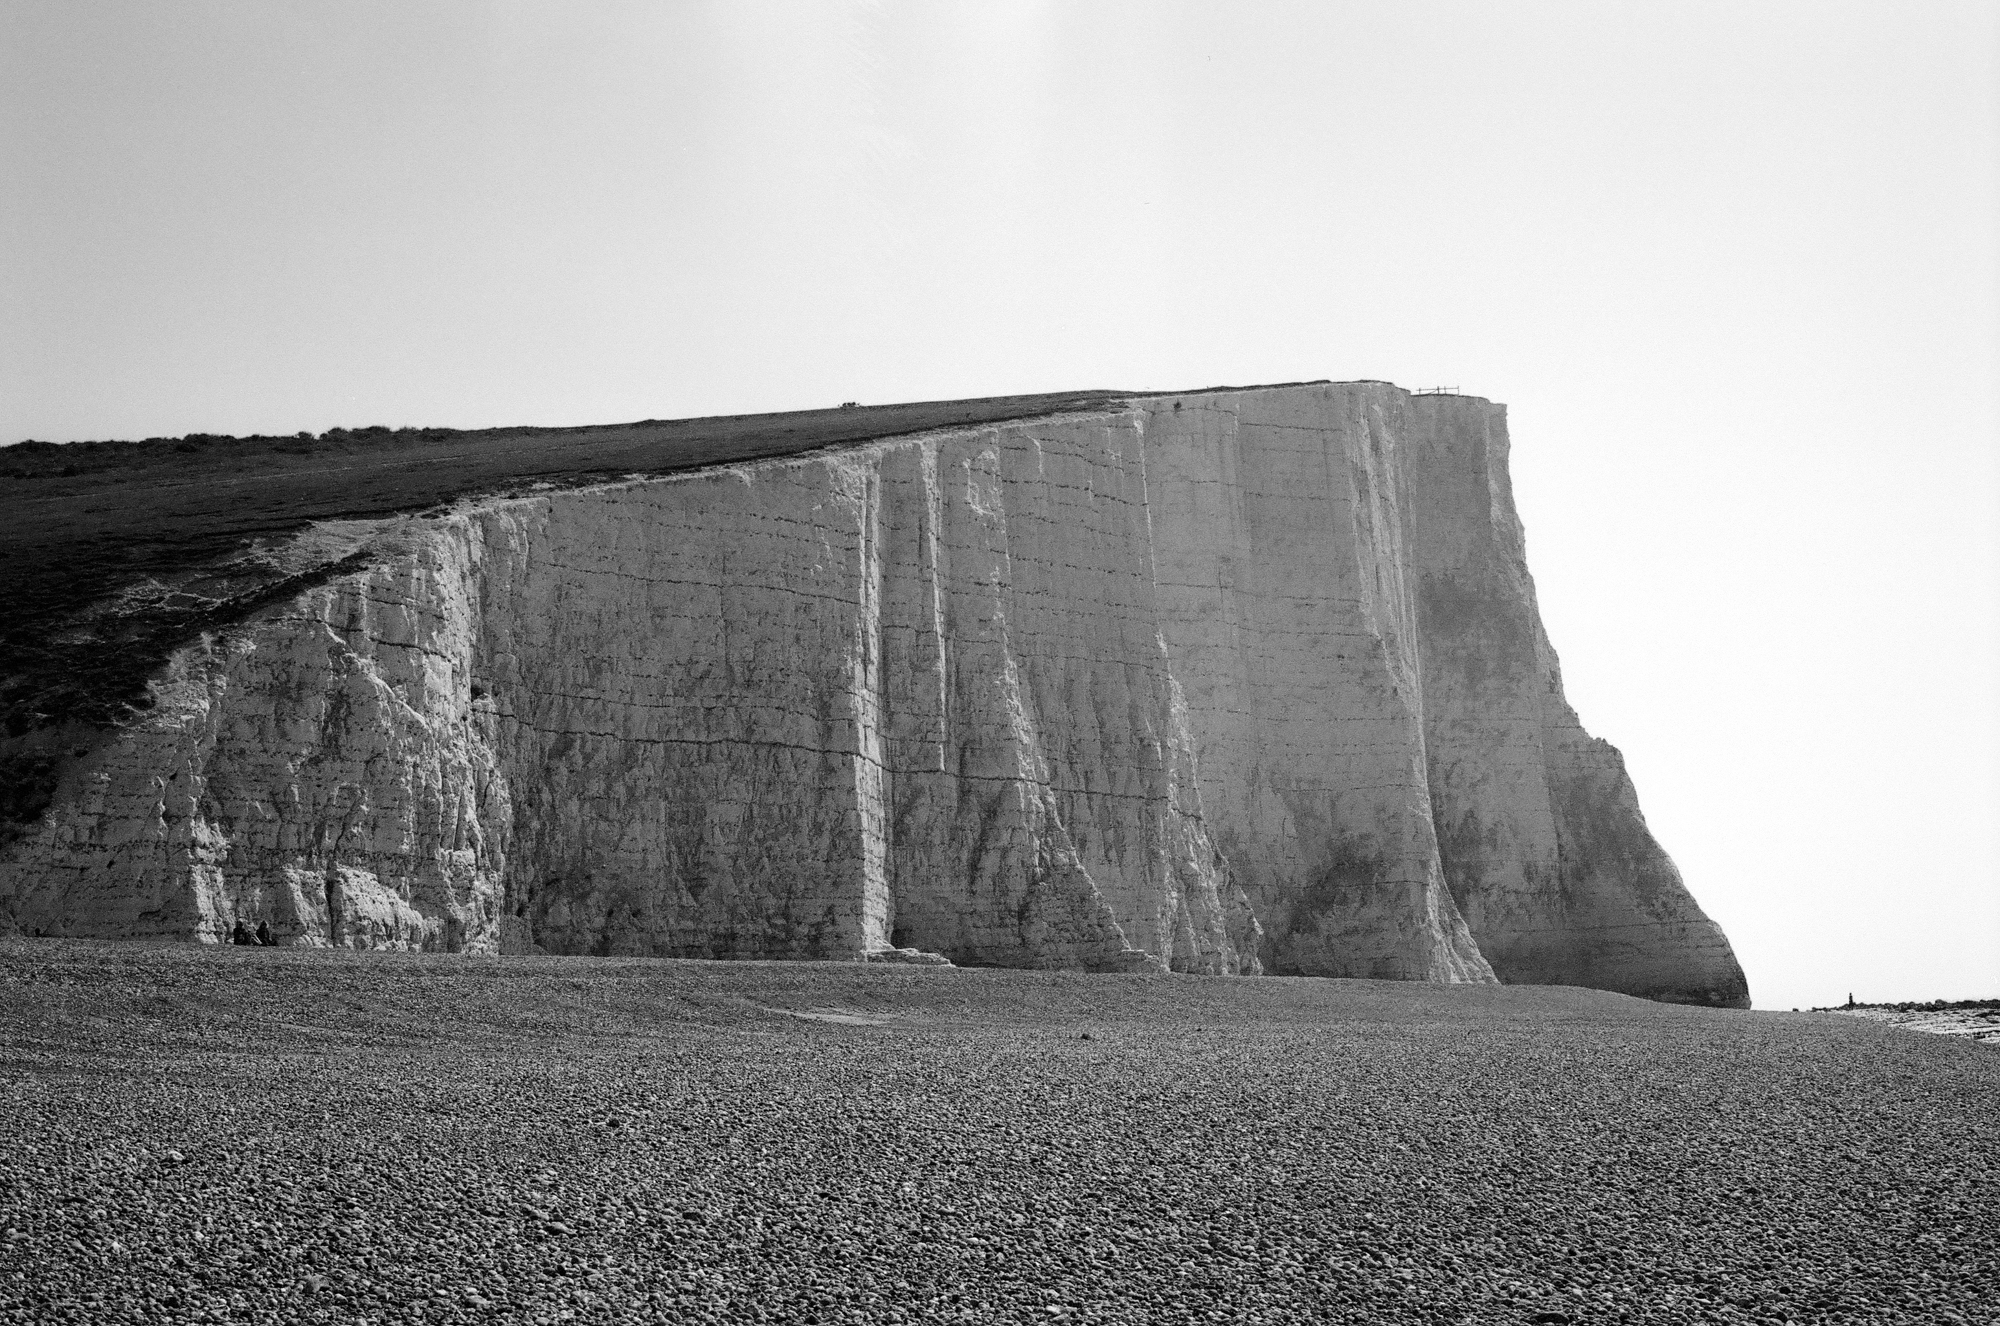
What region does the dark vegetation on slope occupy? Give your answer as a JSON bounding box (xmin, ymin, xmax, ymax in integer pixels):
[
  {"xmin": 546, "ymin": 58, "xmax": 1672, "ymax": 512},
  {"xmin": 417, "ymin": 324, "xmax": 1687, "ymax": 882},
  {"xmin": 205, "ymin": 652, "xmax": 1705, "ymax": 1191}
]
[{"xmin": 2, "ymin": 941, "xmax": 1992, "ymax": 1325}]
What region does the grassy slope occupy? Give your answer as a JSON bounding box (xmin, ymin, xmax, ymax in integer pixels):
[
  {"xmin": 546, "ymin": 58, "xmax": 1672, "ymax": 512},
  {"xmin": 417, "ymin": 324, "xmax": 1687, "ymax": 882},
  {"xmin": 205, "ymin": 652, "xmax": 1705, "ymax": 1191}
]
[{"xmin": 2, "ymin": 941, "xmax": 1993, "ymax": 1324}]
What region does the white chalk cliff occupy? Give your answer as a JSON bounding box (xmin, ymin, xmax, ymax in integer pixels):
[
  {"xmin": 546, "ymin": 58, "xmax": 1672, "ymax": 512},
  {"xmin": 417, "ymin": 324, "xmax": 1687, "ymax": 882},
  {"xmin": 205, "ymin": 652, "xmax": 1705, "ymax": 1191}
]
[{"xmin": 0, "ymin": 385, "xmax": 1749, "ymax": 1005}]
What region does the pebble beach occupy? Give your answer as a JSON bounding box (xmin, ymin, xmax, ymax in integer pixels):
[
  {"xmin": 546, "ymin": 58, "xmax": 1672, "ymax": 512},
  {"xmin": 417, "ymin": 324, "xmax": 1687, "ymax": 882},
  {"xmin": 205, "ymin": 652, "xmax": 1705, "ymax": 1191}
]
[{"xmin": 3, "ymin": 941, "xmax": 1993, "ymax": 1324}]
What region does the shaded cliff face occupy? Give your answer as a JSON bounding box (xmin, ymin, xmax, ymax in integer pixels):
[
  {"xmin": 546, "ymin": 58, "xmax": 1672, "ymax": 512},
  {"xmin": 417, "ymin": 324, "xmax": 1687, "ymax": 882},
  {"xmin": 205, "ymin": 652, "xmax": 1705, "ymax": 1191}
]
[{"xmin": 0, "ymin": 384, "xmax": 1748, "ymax": 1005}]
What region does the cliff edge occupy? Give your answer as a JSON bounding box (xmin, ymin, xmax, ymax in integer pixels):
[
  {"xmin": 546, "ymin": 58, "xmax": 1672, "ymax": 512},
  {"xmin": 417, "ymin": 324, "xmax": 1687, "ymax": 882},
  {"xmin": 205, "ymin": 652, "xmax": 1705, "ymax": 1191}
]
[{"xmin": 0, "ymin": 383, "xmax": 1749, "ymax": 1006}]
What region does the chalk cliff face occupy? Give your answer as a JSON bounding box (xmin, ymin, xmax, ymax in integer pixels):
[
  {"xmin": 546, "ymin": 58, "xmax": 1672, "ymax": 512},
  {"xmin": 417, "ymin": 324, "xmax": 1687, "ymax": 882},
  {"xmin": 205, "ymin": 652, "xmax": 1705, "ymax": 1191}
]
[{"xmin": 0, "ymin": 384, "xmax": 1749, "ymax": 1005}]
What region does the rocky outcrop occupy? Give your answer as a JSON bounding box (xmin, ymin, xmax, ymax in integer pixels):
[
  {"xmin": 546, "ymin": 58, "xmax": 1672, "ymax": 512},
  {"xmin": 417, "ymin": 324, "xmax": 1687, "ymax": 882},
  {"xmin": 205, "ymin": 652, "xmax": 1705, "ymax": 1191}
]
[{"xmin": 0, "ymin": 384, "xmax": 1749, "ymax": 1005}]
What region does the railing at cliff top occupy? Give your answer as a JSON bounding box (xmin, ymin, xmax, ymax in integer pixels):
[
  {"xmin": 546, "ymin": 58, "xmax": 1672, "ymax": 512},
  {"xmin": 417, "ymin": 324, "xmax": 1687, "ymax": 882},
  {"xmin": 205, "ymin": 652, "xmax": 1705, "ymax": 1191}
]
[{"xmin": 1416, "ymin": 386, "xmax": 1460, "ymax": 396}]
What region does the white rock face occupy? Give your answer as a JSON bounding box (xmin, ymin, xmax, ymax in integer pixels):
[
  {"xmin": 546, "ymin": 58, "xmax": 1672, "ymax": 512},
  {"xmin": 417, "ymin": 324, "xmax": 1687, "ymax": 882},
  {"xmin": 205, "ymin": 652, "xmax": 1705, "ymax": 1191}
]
[{"xmin": 0, "ymin": 384, "xmax": 1748, "ymax": 1004}]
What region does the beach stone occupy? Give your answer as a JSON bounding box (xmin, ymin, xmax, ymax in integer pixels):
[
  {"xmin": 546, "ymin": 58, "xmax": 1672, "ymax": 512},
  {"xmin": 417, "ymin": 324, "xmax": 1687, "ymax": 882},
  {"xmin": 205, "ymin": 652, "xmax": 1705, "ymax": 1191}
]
[{"xmin": 862, "ymin": 947, "xmax": 954, "ymax": 967}]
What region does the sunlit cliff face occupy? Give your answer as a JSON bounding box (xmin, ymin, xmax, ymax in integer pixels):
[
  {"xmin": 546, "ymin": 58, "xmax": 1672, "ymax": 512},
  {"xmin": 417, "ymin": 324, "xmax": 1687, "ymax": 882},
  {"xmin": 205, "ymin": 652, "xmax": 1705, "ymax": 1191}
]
[{"xmin": 0, "ymin": 384, "xmax": 1748, "ymax": 1008}]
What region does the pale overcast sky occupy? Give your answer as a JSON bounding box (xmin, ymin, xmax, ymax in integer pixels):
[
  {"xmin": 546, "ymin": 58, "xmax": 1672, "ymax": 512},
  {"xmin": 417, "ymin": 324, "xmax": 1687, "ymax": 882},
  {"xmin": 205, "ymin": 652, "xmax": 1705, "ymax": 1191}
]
[{"xmin": 3, "ymin": 1, "xmax": 1995, "ymax": 1008}]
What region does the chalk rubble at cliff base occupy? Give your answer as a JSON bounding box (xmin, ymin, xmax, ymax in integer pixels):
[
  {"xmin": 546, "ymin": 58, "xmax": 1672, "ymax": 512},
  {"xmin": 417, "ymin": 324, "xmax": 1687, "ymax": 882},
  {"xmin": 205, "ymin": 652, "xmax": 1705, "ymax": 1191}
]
[{"xmin": 0, "ymin": 383, "xmax": 1748, "ymax": 1006}]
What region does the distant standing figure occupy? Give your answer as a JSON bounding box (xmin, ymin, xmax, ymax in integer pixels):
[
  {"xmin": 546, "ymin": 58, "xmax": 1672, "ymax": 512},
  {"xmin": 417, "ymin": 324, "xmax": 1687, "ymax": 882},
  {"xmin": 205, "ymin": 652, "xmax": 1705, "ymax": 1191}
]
[
  {"xmin": 1846, "ymin": 992, "xmax": 1856, "ymax": 1008},
  {"xmin": 231, "ymin": 919, "xmax": 252, "ymax": 946},
  {"xmin": 256, "ymin": 920, "xmax": 275, "ymax": 946}
]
